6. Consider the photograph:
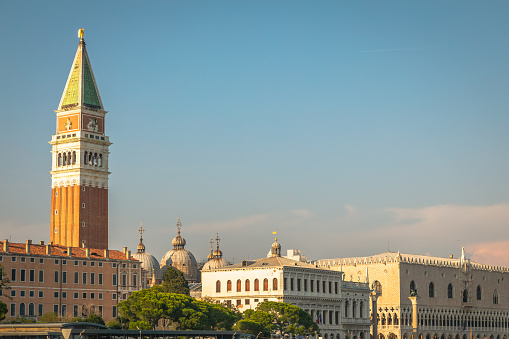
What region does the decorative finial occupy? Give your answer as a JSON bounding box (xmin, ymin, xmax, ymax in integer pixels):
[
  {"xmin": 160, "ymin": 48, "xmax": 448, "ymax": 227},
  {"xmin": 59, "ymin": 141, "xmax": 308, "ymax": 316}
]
[
  {"xmin": 210, "ymin": 236, "xmax": 214, "ymax": 249},
  {"xmin": 273, "ymin": 230, "xmax": 277, "ymax": 242},
  {"xmin": 138, "ymin": 223, "xmax": 145, "ymax": 237},
  {"xmin": 176, "ymin": 218, "xmax": 181, "ymax": 235},
  {"xmin": 78, "ymin": 28, "xmax": 84, "ymax": 41},
  {"xmin": 216, "ymin": 233, "xmax": 221, "ymax": 250}
]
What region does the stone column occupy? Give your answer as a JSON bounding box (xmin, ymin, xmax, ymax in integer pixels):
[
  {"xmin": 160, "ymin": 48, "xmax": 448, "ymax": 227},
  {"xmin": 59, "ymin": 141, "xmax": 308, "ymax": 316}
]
[
  {"xmin": 370, "ymin": 293, "xmax": 379, "ymax": 339},
  {"xmin": 408, "ymin": 296, "xmax": 420, "ymax": 339}
]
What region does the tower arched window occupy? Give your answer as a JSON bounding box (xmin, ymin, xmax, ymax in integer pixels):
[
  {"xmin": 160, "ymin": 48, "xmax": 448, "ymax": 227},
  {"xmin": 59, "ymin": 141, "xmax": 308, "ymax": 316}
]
[
  {"xmin": 263, "ymin": 278, "xmax": 268, "ymax": 291},
  {"xmin": 72, "ymin": 151, "xmax": 76, "ymax": 164},
  {"xmin": 216, "ymin": 280, "xmax": 221, "ymax": 293},
  {"xmin": 58, "ymin": 153, "xmax": 63, "ymax": 166},
  {"xmin": 254, "ymin": 279, "xmax": 259, "ymax": 291},
  {"xmin": 98, "ymin": 154, "xmax": 102, "ymax": 167},
  {"xmin": 477, "ymin": 285, "xmax": 482, "ymax": 300},
  {"xmin": 463, "ymin": 289, "xmax": 469, "ymax": 303},
  {"xmin": 237, "ymin": 279, "xmax": 241, "ymax": 292},
  {"xmin": 493, "ymin": 290, "xmax": 499, "ymax": 304},
  {"xmin": 245, "ymin": 279, "xmax": 250, "ymax": 291},
  {"xmin": 429, "ymin": 282, "xmax": 435, "ymax": 298},
  {"xmin": 273, "ymin": 278, "xmax": 278, "ymax": 290},
  {"xmin": 448, "ymin": 283, "xmax": 453, "ymax": 298},
  {"xmin": 227, "ymin": 280, "xmax": 232, "ymax": 292},
  {"xmin": 410, "ymin": 280, "xmax": 416, "ymax": 295},
  {"xmin": 84, "ymin": 151, "xmax": 88, "ymax": 165}
]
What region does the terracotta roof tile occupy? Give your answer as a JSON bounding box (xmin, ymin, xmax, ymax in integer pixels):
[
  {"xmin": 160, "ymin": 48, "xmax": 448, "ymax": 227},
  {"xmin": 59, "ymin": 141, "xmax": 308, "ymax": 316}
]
[{"xmin": 0, "ymin": 241, "xmax": 136, "ymax": 261}]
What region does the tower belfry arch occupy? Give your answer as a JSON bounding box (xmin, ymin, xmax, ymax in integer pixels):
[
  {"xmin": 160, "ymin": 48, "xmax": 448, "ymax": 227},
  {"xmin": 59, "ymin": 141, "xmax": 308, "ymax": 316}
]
[{"xmin": 49, "ymin": 29, "xmax": 111, "ymax": 249}]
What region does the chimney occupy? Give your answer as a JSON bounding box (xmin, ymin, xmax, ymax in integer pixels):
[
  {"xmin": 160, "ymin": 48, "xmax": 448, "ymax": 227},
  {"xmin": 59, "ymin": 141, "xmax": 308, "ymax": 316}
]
[
  {"xmin": 26, "ymin": 240, "xmax": 32, "ymax": 254},
  {"xmin": 104, "ymin": 249, "xmax": 109, "ymax": 259},
  {"xmin": 85, "ymin": 248, "xmax": 90, "ymax": 259},
  {"xmin": 123, "ymin": 247, "xmax": 127, "ymax": 255},
  {"xmin": 3, "ymin": 240, "xmax": 9, "ymax": 253},
  {"xmin": 46, "ymin": 244, "xmax": 51, "ymax": 255},
  {"xmin": 67, "ymin": 247, "xmax": 72, "ymax": 257},
  {"xmin": 39, "ymin": 241, "xmax": 45, "ymax": 245},
  {"xmin": 126, "ymin": 250, "xmax": 131, "ymax": 261}
]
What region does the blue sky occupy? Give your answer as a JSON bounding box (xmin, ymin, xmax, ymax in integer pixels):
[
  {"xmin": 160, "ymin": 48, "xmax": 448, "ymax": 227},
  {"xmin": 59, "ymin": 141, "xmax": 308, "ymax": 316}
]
[{"xmin": 1, "ymin": 1, "xmax": 509, "ymax": 265}]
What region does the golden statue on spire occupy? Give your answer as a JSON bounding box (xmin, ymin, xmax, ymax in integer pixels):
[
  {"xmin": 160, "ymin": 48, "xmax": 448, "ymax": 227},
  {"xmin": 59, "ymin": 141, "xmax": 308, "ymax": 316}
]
[{"xmin": 78, "ymin": 28, "xmax": 84, "ymax": 41}]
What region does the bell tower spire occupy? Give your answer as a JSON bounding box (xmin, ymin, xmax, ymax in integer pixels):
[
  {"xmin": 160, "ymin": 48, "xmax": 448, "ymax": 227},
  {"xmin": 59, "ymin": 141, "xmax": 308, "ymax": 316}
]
[{"xmin": 49, "ymin": 29, "xmax": 112, "ymax": 249}]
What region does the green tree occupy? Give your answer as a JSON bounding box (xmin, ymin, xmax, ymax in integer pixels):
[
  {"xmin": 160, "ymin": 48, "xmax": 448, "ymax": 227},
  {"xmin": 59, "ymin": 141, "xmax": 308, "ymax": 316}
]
[
  {"xmin": 0, "ymin": 302, "xmax": 7, "ymax": 321},
  {"xmin": 118, "ymin": 288, "xmax": 236, "ymax": 330},
  {"xmin": 160, "ymin": 266, "xmax": 189, "ymax": 295},
  {"xmin": 0, "ymin": 264, "xmax": 11, "ymax": 321},
  {"xmin": 85, "ymin": 313, "xmax": 105, "ymax": 325},
  {"xmin": 237, "ymin": 301, "xmax": 318, "ymax": 338},
  {"xmin": 38, "ymin": 312, "xmax": 61, "ymax": 323}
]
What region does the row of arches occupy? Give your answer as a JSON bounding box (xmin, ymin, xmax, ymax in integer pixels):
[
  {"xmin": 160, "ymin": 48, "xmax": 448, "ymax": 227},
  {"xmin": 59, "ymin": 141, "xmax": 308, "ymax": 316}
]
[
  {"xmin": 217, "ymin": 278, "xmax": 278, "ymax": 293},
  {"xmin": 322, "ymin": 332, "xmax": 366, "ymax": 339},
  {"xmin": 391, "ymin": 333, "xmax": 508, "ymax": 339},
  {"xmin": 57, "ymin": 151, "xmax": 76, "ymax": 166},
  {"xmin": 56, "ymin": 151, "xmax": 104, "ymax": 167},
  {"xmin": 345, "ymin": 300, "xmax": 366, "ymax": 318},
  {"xmin": 84, "ymin": 151, "xmax": 103, "ymax": 167}
]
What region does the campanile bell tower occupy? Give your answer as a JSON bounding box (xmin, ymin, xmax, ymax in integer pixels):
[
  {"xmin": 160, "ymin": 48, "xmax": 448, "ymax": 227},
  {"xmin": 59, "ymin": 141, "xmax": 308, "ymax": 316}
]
[{"xmin": 49, "ymin": 29, "xmax": 111, "ymax": 249}]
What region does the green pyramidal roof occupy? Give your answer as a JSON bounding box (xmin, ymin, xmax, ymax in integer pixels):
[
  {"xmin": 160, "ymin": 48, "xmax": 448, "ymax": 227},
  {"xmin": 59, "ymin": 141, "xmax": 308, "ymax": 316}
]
[{"xmin": 58, "ymin": 38, "xmax": 103, "ymax": 110}]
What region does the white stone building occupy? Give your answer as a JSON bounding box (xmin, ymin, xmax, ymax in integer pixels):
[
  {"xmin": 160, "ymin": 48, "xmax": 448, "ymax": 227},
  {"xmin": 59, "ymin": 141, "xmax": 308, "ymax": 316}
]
[
  {"xmin": 316, "ymin": 249, "xmax": 509, "ymax": 339},
  {"xmin": 202, "ymin": 239, "xmax": 371, "ymax": 339}
]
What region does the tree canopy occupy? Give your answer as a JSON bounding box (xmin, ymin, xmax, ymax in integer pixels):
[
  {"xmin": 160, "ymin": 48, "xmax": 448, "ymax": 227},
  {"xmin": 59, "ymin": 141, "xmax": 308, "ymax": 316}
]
[
  {"xmin": 118, "ymin": 288, "xmax": 237, "ymax": 330},
  {"xmin": 160, "ymin": 266, "xmax": 190, "ymax": 295},
  {"xmin": 236, "ymin": 301, "xmax": 319, "ymax": 338}
]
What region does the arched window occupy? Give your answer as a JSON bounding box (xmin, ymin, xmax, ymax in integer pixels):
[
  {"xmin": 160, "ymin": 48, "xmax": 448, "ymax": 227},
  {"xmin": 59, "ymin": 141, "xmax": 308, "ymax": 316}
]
[
  {"xmin": 28, "ymin": 303, "xmax": 35, "ymax": 316},
  {"xmin": 84, "ymin": 151, "xmax": 88, "ymax": 165},
  {"xmin": 72, "ymin": 151, "xmax": 76, "ymax": 164},
  {"xmin": 410, "ymin": 281, "xmax": 416, "ymax": 295},
  {"xmin": 254, "ymin": 279, "xmax": 259, "ymax": 291},
  {"xmin": 373, "ymin": 280, "xmax": 382, "ymax": 296},
  {"xmin": 429, "ymin": 282, "xmax": 435, "ymax": 298},
  {"xmin": 263, "ymin": 278, "xmax": 269, "ymax": 291},
  {"xmin": 463, "ymin": 289, "xmax": 468, "ymax": 303},
  {"xmin": 227, "ymin": 280, "xmax": 232, "ymax": 292},
  {"xmin": 58, "ymin": 153, "xmax": 63, "ymax": 166},
  {"xmin": 216, "ymin": 280, "xmax": 221, "ymax": 293},
  {"xmin": 352, "ymin": 301, "xmax": 357, "ymax": 318},
  {"xmin": 448, "ymin": 283, "xmax": 453, "ymax": 298},
  {"xmin": 359, "ymin": 301, "xmax": 364, "ymax": 318},
  {"xmin": 493, "ymin": 290, "xmax": 499, "ymax": 304},
  {"xmin": 477, "ymin": 285, "xmax": 482, "ymax": 300},
  {"xmin": 20, "ymin": 303, "xmax": 26, "ymax": 316},
  {"xmin": 344, "ymin": 300, "xmax": 349, "ymax": 317},
  {"xmin": 237, "ymin": 279, "xmax": 241, "ymax": 292},
  {"xmin": 245, "ymin": 279, "xmax": 250, "ymax": 291},
  {"xmin": 273, "ymin": 278, "xmax": 278, "ymax": 290}
]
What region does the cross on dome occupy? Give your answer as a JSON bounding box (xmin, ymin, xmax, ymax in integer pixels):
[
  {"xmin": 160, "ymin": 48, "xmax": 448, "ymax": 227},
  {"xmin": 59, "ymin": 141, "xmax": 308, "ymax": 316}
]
[{"xmin": 138, "ymin": 223, "xmax": 145, "ymax": 236}]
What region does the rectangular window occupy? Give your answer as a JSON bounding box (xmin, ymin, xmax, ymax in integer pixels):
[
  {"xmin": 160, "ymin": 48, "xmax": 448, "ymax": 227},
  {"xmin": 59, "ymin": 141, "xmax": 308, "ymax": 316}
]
[
  {"xmin": 83, "ymin": 261, "xmax": 87, "ymax": 266},
  {"xmin": 39, "ymin": 258, "xmax": 44, "ymax": 264},
  {"xmin": 11, "ymin": 257, "xmax": 16, "ymax": 262},
  {"xmin": 53, "ymin": 305, "xmax": 58, "ymax": 314},
  {"xmin": 91, "ymin": 262, "xmax": 95, "ymax": 267},
  {"xmin": 29, "ymin": 290, "xmax": 34, "ymax": 298},
  {"xmin": 74, "ymin": 305, "xmax": 78, "ymax": 317},
  {"xmin": 62, "ymin": 260, "xmax": 67, "ymax": 265},
  {"xmin": 82, "ymin": 292, "xmax": 87, "ymax": 299},
  {"xmin": 29, "ymin": 269, "xmax": 35, "ymax": 282},
  {"xmin": 10, "ymin": 290, "xmax": 15, "ymax": 297},
  {"xmin": 55, "ymin": 259, "xmax": 59, "ymax": 265},
  {"xmin": 10, "ymin": 268, "xmax": 16, "ymax": 281},
  {"xmin": 21, "ymin": 257, "xmax": 26, "ymax": 263},
  {"xmin": 112, "ymin": 274, "xmax": 117, "ymax": 286},
  {"xmin": 20, "ymin": 290, "xmax": 25, "ymax": 297},
  {"xmin": 54, "ymin": 271, "xmax": 59, "ymax": 283},
  {"xmin": 133, "ymin": 274, "xmax": 137, "ymax": 287},
  {"xmin": 73, "ymin": 292, "xmax": 78, "ymax": 299},
  {"xmin": 329, "ymin": 281, "xmax": 332, "ymax": 294},
  {"xmin": 284, "ymin": 278, "xmax": 287, "ymax": 290},
  {"xmin": 112, "ymin": 306, "xmax": 117, "ymax": 318},
  {"xmin": 90, "ymin": 273, "xmax": 95, "ymax": 285},
  {"xmin": 245, "ymin": 299, "xmax": 250, "ymax": 305},
  {"xmin": 62, "ymin": 271, "xmax": 67, "ymax": 284},
  {"xmin": 38, "ymin": 291, "xmax": 43, "ymax": 298},
  {"xmin": 38, "ymin": 304, "xmax": 43, "ymax": 316},
  {"xmin": 290, "ymin": 278, "xmax": 294, "ymax": 291},
  {"xmin": 323, "ymin": 281, "xmax": 326, "ymax": 293},
  {"xmin": 30, "ymin": 257, "xmax": 35, "ymax": 263},
  {"xmin": 112, "ymin": 263, "xmax": 117, "ymax": 268},
  {"xmin": 20, "ymin": 269, "xmax": 26, "ymax": 282},
  {"xmin": 74, "ymin": 272, "xmax": 79, "ymax": 284},
  {"xmin": 112, "ymin": 294, "xmax": 117, "ymax": 300},
  {"xmin": 98, "ymin": 273, "xmax": 103, "ymax": 285},
  {"xmin": 74, "ymin": 261, "xmax": 79, "ymax": 266},
  {"xmin": 54, "ymin": 291, "xmax": 59, "ymax": 298},
  {"xmin": 297, "ymin": 279, "xmax": 301, "ymax": 291},
  {"xmin": 122, "ymin": 274, "xmax": 127, "ymax": 287},
  {"xmin": 91, "ymin": 293, "xmax": 95, "ymax": 299},
  {"xmin": 236, "ymin": 299, "xmax": 241, "ymax": 306},
  {"xmin": 311, "ymin": 279, "xmax": 314, "ymax": 292},
  {"xmin": 61, "ymin": 304, "xmax": 66, "ymax": 317},
  {"xmin": 82, "ymin": 272, "xmax": 87, "ymax": 284},
  {"xmin": 98, "ymin": 293, "xmax": 103, "ymax": 300},
  {"xmin": 317, "ymin": 280, "xmax": 320, "ymax": 293},
  {"xmin": 62, "ymin": 292, "xmax": 67, "ymax": 299},
  {"xmin": 98, "ymin": 262, "xmax": 103, "ymax": 267},
  {"xmin": 335, "ymin": 282, "xmax": 338, "ymax": 294},
  {"xmin": 304, "ymin": 279, "xmax": 308, "ymax": 292},
  {"xmin": 38, "ymin": 270, "xmax": 44, "ymax": 283},
  {"xmin": 98, "ymin": 305, "xmax": 103, "ymax": 316},
  {"xmin": 10, "ymin": 303, "xmax": 15, "ymax": 316}
]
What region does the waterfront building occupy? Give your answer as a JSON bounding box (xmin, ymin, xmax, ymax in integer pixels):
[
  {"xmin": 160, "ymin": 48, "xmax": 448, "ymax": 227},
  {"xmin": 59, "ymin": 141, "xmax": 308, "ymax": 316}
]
[
  {"xmin": 202, "ymin": 238, "xmax": 371, "ymax": 339},
  {"xmin": 316, "ymin": 249, "xmax": 509, "ymax": 339},
  {"xmin": 0, "ymin": 240, "xmax": 143, "ymax": 322},
  {"xmin": 49, "ymin": 29, "xmax": 111, "ymax": 250}
]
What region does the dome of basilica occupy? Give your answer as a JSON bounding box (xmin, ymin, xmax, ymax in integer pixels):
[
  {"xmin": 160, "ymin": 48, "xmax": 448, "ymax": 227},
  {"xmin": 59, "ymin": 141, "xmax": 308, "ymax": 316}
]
[
  {"xmin": 202, "ymin": 233, "xmax": 229, "ymax": 271},
  {"xmin": 132, "ymin": 225, "xmax": 165, "ymax": 280},
  {"xmin": 160, "ymin": 219, "xmax": 200, "ymax": 283}
]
